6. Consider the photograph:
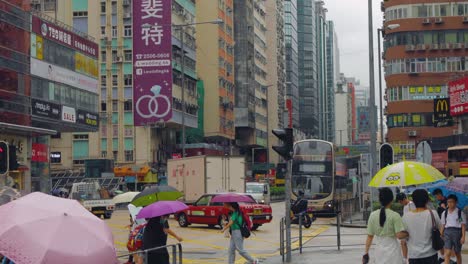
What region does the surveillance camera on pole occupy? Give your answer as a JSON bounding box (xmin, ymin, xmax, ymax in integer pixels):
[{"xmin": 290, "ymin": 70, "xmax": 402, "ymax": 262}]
[{"xmin": 272, "ymin": 128, "xmax": 293, "ymax": 262}]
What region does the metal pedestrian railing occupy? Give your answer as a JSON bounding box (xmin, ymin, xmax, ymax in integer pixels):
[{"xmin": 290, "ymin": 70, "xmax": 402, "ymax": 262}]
[
  {"xmin": 117, "ymin": 243, "xmax": 183, "ymax": 264},
  {"xmin": 280, "ymin": 208, "xmax": 369, "ymax": 263}
]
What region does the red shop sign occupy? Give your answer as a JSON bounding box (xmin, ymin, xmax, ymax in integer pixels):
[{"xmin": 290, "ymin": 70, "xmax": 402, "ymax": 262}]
[
  {"xmin": 32, "ymin": 143, "xmax": 48, "ymax": 162},
  {"xmin": 449, "ymin": 77, "xmax": 468, "ymax": 116}
]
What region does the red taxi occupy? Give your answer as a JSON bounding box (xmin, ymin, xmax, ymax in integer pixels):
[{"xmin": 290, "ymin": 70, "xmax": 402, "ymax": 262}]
[{"xmin": 176, "ymin": 193, "xmax": 273, "ymax": 230}]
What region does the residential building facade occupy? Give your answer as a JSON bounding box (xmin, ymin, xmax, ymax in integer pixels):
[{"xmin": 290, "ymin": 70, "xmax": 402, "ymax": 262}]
[
  {"xmin": 383, "ymin": 0, "xmax": 463, "ymax": 160},
  {"xmin": 334, "ymin": 79, "xmax": 352, "ymax": 146},
  {"xmin": 265, "ymin": 0, "xmax": 286, "ymax": 164},
  {"xmin": 196, "ymin": 0, "xmax": 235, "ymax": 151},
  {"xmin": 47, "ymin": 0, "xmax": 199, "ymax": 180},
  {"xmin": 233, "ymin": 0, "xmax": 269, "ymax": 174}
]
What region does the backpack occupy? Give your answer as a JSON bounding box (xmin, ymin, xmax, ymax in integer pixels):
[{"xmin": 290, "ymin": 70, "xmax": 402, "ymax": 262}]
[
  {"xmin": 127, "ymin": 223, "xmax": 147, "ymax": 252},
  {"xmin": 230, "ymin": 210, "xmax": 252, "ymax": 238},
  {"xmin": 444, "ymin": 208, "xmax": 463, "ymax": 226}
]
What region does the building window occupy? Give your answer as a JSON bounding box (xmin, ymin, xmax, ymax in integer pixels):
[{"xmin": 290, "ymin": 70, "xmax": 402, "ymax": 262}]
[
  {"xmin": 73, "ymin": 134, "xmax": 89, "ymax": 140},
  {"xmin": 112, "ymin": 125, "xmax": 118, "ymax": 137},
  {"xmin": 51, "ymin": 132, "xmax": 61, "ymax": 139},
  {"xmin": 101, "ymin": 124, "xmax": 107, "ymax": 137},
  {"xmin": 124, "ymin": 25, "xmax": 132, "ymax": 37},
  {"xmin": 124, "ymin": 126, "xmax": 133, "ymax": 137},
  {"xmin": 44, "ymin": 0, "xmax": 56, "ymax": 11},
  {"xmin": 124, "ymin": 74, "xmax": 132, "ymax": 86},
  {"xmin": 50, "ymin": 152, "xmax": 61, "ymax": 163},
  {"xmin": 125, "ymin": 150, "xmax": 134, "ymax": 162},
  {"xmin": 112, "ymin": 75, "xmax": 118, "ymax": 86},
  {"xmin": 73, "ymin": 160, "xmax": 85, "ymax": 165},
  {"xmin": 112, "ymin": 100, "xmax": 118, "ymax": 111},
  {"xmin": 124, "ymin": 50, "xmax": 132, "ymax": 61},
  {"xmin": 113, "ymin": 151, "xmax": 118, "ymax": 160},
  {"xmin": 73, "ymin": 11, "xmax": 88, "ymax": 17},
  {"xmin": 101, "ymin": 151, "xmax": 107, "ymax": 158},
  {"xmin": 101, "ymin": 51, "xmax": 106, "ymax": 61},
  {"xmin": 101, "ymin": 75, "xmax": 106, "ymax": 86},
  {"xmin": 112, "ymin": 26, "xmax": 117, "ymax": 38},
  {"xmin": 101, "ymin": 26, "xmax": 106, "ymax": 36},
  {"xmin": 101, "ymin": 102, "xmax": 107, "ymax": 111},
  {"xmin": 124, "ymin": 100, "xmax": 133, "ymax": 111},
  {"xmin": 100, "ymin": 2, "xmax": 106, "ymax": 13}
]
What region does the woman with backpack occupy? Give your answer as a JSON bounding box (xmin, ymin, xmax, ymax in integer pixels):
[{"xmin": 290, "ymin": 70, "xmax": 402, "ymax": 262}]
[{"xmin": 221, "ymin": 202, "xmax": 259, "ymax": 264}]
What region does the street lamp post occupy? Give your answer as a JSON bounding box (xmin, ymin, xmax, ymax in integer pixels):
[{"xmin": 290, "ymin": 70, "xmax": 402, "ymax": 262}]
[
  {"xmin": 377, "ymin": 24, "xmax": 400, "ymax": 145},
  {"xmin": 175, "ymin": 19, "xmax": 223, "ymax": 157}
]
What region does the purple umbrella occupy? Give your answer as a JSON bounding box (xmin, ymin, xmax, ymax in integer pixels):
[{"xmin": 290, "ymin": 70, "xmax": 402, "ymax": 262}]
[
  {"xmin": 446, "ymin": 177, "xmax": 468, "ymax": 194},
  {"xmin": 211, "ymin": 193, "xmax": 256, "ymax": 203},
  {"xmin": 136, "ymin": 201, "xmax": 188, "ymax": 219}
]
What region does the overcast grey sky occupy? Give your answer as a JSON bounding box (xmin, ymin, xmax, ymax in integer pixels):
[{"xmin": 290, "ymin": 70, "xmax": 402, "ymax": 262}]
[{"xmin": 324, "ymin": 0, "xmax": 384, "ymax": 87}]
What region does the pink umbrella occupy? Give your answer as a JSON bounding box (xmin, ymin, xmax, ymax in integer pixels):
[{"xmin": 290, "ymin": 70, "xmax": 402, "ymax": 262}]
[
  {"xmin": 211, "ymin": 193, "xmax": 256, "ymax": 203},
  {"xmin": 137, "ymin": 201, "xmax": 188, "ymax": 219},
  {"xmin": 0, "ymin": 192, "xmax": 118, "ymax": 264}
]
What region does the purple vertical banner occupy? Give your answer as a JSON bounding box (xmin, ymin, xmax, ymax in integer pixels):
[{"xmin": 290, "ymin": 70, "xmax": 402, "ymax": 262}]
[{"xmin": 133, "ymin": 0, "xmax": 173, "ymax": 125}]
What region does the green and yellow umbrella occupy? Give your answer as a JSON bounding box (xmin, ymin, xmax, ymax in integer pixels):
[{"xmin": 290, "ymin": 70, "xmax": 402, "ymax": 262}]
[
  {"xmin": 131, "ymin": 186, "xmax": 183, "ymax": 207},
  {"xmin": 369, "ymin": 161, "xmax": 446, "ymax": 188}
]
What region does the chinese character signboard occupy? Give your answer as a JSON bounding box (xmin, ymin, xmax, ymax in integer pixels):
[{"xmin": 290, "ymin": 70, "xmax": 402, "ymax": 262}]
[
  {"xmin": 433, "ymin": 98, "xmax": 453, "ymax": 127},
  {"xmin": 449, "ymin": 77, "xmax": 468, "ymax": 116},
  {"xmin": 32, "ymin": 143, "xmax": 48, "ymax": 162},
  {"xmin": 133, "ymin": 0, "xmax": 173, "ymax": 125},
  {"xmin": 31, "ymin": 16, "xmax": 98, "ymax": 58}
]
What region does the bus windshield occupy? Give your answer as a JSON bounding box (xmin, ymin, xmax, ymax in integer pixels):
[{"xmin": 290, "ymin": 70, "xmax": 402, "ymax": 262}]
[
  {"xmin": 292, "ymin": 140, "xmax": 334, "ymax": 200},
  {"xmin": 448, "ymin": 148, "xmax": 468, "ymax": 162}
]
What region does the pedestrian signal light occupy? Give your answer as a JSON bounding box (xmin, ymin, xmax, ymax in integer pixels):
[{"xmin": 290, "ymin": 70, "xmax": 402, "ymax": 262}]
[
  {"xmin": 379, "ymin": 143, "xmax": 394, "ymax": 169},
  {"xmin": 272, "ymin": 128, "xmax": 294, "ymax": 160},
  {"xmin": 0, "ymin": 142, "xmax": 8, "ymax": 174}
]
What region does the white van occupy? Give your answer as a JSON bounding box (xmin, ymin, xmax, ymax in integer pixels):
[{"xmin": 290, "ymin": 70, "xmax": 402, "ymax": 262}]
[{"xmin": 246, "ymin": 182, "xmax": 270, "ymax": 204}]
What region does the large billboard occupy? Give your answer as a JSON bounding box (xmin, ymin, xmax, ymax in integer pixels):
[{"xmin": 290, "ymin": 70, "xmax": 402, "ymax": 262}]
[
  {"xmin": 449, "ymin": 77, "xmax": 468, "ymax": 116},
  {"xmin": 31, "ymin": 15, "xmax": 98, "ymax": 59},
  {"xmin": 133, "ymin": 0, "xmax": 173, "ymax": 125},
  {"xmin": 30, "ymin": 58, "xmax": 98, "ymax": 94}
]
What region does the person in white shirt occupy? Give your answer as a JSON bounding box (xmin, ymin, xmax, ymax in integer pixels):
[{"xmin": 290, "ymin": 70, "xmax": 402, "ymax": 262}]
[
  {"xmin": 440, "ymin": 194, "xmax": 466, "ymax": 264},
  {"xmin": 396, "ymin": 192, "xmax": 417, "ymax": 262},
  {"xmin": 403, "ymin": 189, "xmax": 441, "ymax": 264}
]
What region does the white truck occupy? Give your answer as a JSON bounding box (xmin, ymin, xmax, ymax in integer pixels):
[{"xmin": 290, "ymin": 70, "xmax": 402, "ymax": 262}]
[
  {"xmin": 69, "ymin": 182, "xmax": 115, "ymax": 219},
  {"xmin": 167, "ymin": 156, "xmax": 246, "ymax": 203},
  {"xmin": 246, "ymin": 182, "xmax": 271, "ymax": 204}
]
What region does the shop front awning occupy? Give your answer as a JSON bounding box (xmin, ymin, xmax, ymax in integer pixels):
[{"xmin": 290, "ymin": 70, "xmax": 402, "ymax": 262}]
[{"xmin": 0, "ymin": 122, "xmax": 57, "ymax": 136}]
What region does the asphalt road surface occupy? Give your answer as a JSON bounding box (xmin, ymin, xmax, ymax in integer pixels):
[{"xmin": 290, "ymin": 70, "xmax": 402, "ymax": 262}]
[{"xmin": 107, "ymin": 202, "xmax": 331, "ymax": 263}]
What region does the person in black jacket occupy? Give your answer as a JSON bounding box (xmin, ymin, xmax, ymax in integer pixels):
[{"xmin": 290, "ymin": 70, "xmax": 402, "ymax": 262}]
[
  {"xmin": 142, "ymin": 215, "xmax": 183, "ymax": 264},
  {"xmin": 433, "ymin": 189, "xmax": 448, "ymax": 218}
]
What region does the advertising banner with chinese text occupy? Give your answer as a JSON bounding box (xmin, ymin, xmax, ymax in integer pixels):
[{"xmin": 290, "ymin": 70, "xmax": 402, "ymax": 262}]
[
  {"xmin": 449, "ymin": 77, "xmax": 468, "ymax": 116},
  {"xmin": 133, "ymin": 0, "xmax": 173, "ymax": 125}
]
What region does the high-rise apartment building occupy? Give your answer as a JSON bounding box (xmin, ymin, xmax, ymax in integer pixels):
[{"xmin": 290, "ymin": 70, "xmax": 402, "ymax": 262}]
[
  {"xmin": 315, "ymin": 1, "xmax": 328, "ymax": 140},
  {"xmin": 383, "ymin": 0, "xmax": 463, "ymax": 159},
  {"xmin": 48, "ymin": 0, "xmax": 199, "ymax": 179},
  {"xmin": 265, "ymin": 0, "xmax": 286, "ymax": 164},
  {"xmin": 196, "ymin": 0, "xmax": 235, "ymax": 149},
  {"xmin": 233, "ymin": 1, "xmax": 269, "ymax": 166},
  {"xmin": 283, "ymin": 0, "xmax": 300, "ymax": 129},
  {"xmin": 297, "ymin": 0, "xmax": 319, "ymax": 138}
]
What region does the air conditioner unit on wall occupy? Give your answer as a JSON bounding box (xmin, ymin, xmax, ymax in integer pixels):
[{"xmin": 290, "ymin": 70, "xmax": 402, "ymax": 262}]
[
  {"xmin": 422, "ymin": 18, "xmax": 432, "ymax": 24},
  {"xmin": 464, "ymin": 17, "xmax": 468, "ymax": 23},
  {"xmin": 453, "ymin": 129, "xmax": 459, "ymax": 135},
  {"xmin": 453, "ymin": 43, "xmax": 463, "ymax": 49},
  {"xmin": 405, "ymin": 45, "xmax": 415, "ymax": 52},
  {"xmin": 430, "ymin": 44, "xmax": 439, "ymax": 50},
  {"xmin": 435, "ymin": 17, "xmax": 444, "ymax": 24},
  {"xmin": 408, "ymin": 130, "xmax": 417, "ymax": 137}
]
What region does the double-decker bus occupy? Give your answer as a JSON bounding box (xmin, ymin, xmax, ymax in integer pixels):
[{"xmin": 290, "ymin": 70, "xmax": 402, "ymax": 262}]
[
  {"xmin": 447, "ymin": 145, "xmax": 468, "ymax": 177},
  {"xmin": 291, "ymin": 139, "xmax": 336, "ymax": 213}
]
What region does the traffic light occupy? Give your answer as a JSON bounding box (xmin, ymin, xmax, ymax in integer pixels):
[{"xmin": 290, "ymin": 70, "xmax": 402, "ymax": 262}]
[
  {"xmin": 0, "ymin": 142, "xmax": 8, "ymax": 174},
  {"xmin": 379, "ymin": 143, "xmax": 394, "ymax": 169},
  {"xmin": 8, "ymin": 145, "xmax": 18, "ymax": 171},
  {"xmin": 272, "ymin": 128, "xmax": 294, "ymax": 160}
]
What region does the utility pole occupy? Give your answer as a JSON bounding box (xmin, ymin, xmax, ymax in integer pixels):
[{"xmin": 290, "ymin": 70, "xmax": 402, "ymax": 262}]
[
  {"xmin": 368, "ymin": 0, "xmax": 378, "ymax": 179},
  {"xmin": 272, "ymin": 128, "xmax": 293, "ymax": 262}
]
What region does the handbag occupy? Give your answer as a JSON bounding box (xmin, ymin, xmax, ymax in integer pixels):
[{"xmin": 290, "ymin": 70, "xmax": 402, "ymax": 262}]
[{"xmin": 429, "ymin": 209, "xmax": 444, "ymax": 251}]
